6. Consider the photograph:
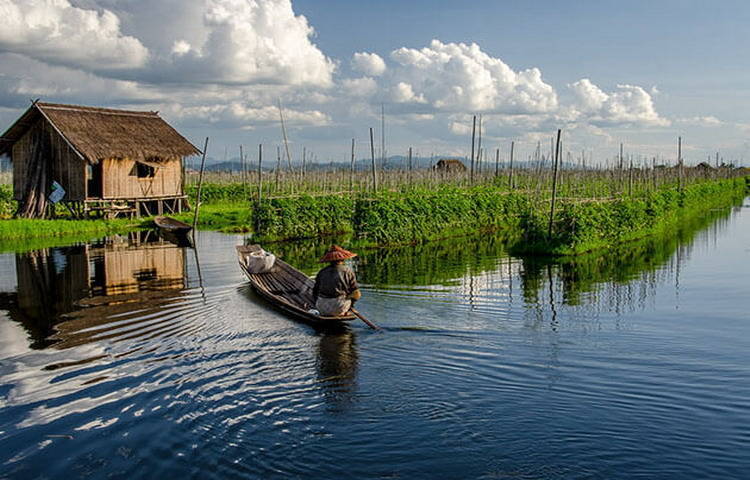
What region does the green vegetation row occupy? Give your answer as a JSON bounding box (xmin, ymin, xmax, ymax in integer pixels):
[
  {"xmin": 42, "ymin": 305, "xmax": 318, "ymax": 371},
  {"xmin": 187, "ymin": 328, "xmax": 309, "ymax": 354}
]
[
  {"xmin": 253, "ymin": 186, "xmax": 532, "ymax": 245},
  {"xmin": 254, "ymin": 177, "xmax": 749, "ymax": 255},
  {"xmin": 520, "ymin": 177, "xmax": 747, "ymax": 255}
]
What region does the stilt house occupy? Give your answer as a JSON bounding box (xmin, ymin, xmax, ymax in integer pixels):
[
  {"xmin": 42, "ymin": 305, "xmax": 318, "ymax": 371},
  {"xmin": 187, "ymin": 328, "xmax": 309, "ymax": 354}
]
[{"xmin": 0, "ymin": 101, "xmax": 201, "ymax": 218}]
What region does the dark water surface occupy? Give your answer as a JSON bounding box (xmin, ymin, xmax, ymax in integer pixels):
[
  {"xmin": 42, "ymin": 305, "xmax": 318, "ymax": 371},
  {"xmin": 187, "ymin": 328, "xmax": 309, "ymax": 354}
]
[{"xmin": 1, "ymin": 202, "xmax": 749, "ymax": 479}]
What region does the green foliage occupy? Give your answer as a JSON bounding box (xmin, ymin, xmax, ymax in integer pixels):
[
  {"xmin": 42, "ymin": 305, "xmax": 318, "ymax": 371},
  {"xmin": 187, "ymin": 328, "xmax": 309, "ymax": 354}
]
[
  {"xmin": 186, "ymin": 183, "xmax": 253, "ymax": 203},
  {"xmin": 254, "ymin": 194, "xmax": 356, "ymax": 240},
  {"xmin": 0, "ymin": 184, "xmax": 16, "ymax": 219},
  {"xmin": 519, "ymin": 177, "xmax": 747, "ymax": 255},
  {"xmin": 170, "ymin": 201, "xmax": 253, "ymax": 232},
  {"xmin": 354, "ymin": 187, "xmax": 532, "ymax": 245},
  {"xmin": 250, "ymin": 177, "xmax": 748, "ymax": 251}
]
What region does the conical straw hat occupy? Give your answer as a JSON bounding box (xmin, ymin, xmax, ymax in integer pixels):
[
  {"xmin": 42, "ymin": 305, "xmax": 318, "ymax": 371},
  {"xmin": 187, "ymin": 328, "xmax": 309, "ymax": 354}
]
[{"xmin": 320, "ymin": 245, "xmax": 357, "ymax": 262}]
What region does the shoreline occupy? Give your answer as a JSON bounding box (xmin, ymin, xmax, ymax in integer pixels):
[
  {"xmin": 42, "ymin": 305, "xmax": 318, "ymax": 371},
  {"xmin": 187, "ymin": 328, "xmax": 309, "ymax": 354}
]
[{"xmin": 1, "ymin": 177, "xmax": 747, "ymax": 256}]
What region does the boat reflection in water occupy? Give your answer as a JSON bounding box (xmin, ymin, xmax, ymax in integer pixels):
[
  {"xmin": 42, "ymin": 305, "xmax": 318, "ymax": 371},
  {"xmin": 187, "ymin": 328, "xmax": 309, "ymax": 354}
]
[
  {"xmin": 3, "ymin": 230, "xmax": 188, "ymax": 351},
  {"xmin": 316, "ymin": 330, "xmax": 358, "ymax": 409}
]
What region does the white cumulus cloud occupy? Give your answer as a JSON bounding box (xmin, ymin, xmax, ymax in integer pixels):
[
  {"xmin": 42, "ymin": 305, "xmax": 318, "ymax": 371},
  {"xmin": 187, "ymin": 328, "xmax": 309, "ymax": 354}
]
[
  {"xmin": 390, "ymin": 82, "xmax": 426, "ymax": 104},
  {"xmin": 169, "ymin": 102, "xmax": 330, "ymax": 129},
  {"xmin": 0, "ymin": 0, "xmax": 149, "ymax": 71},
  {"xmin": 156, "ymin": 0, "xmax": 335, "ymax": 87},
  {"xmin": 351, "ymin": 52, "xmax": 386, "ymax": 77},
  {"xmin": 342, "ymin": 77, "xmax": 378, "ymax": 97},
  {"xmin": 569, "ymin": 78, "xmax": 669, "ymax": 126},
  {"xmin": 386, "ymin": 39, "xmax": 558, "ymax": 114},
  {"xmin": 676, "ymin": 116, "xmax": 722, "ymax": 127}
]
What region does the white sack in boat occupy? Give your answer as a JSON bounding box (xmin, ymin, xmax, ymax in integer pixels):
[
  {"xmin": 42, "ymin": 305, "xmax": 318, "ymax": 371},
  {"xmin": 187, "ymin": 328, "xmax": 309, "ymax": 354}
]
[{"xmin": 246, "ymin": 250, "xmax": 276, "ymax": 273}]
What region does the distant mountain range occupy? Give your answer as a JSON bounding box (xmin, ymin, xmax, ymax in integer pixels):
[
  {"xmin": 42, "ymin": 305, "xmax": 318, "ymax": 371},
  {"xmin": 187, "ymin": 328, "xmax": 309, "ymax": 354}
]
[{"xmin": 184, "ymin": 154, "xmax": 580, "ymax": 172}]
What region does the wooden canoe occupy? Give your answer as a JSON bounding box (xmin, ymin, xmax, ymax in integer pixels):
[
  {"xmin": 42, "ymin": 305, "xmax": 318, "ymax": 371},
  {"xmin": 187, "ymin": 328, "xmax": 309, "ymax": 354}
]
[
  {"xmin": 154, "ymin": 216, "xmax": 193, "ymax": 234},
  {"xmin": 236, "ymin": 244, "xmax": 356, "ymax": 325}
]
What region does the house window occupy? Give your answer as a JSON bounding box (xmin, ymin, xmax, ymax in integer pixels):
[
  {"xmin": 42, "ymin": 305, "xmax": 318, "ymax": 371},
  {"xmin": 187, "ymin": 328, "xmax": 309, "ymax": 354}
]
[{"xmin": 136, "ymin": 162, "xmax": 155, "ymax": 178}]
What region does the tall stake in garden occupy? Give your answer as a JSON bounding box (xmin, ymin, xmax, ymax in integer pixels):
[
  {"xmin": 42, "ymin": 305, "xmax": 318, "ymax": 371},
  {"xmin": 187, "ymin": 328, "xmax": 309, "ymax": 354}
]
[
  {"xmin": 628, "ymin": 157, "xmax": 634, "ymax": 196},
  {"xmin": 508, "ymin": 140, "xmax": 515, "ymax": 189},
  {"xmin": 476, "ymin": 114, "xmax": 483, "ymax": 176},
  {"xmin": 275, "ymin": 146, "xmax": 281, "ymax": 191},
  {"xmin": 677, "ymin": 136, "xmax": 683, "ymax": 191},
  {"xmin": 257, "ymin": 144, "xmax": 263, "ymax": 203},
  {"xmin": 350, "ymin": 138, "xmax": 355, "ymax": 193},
  {"xmin": 408, "ymin": 146, "xmax": 413, "ymax": 186},
  {"xmin": 240, "ymin": 144, "xmax": 246, "ymax": 198},
  {"xmin": 192, "ymin": 137, "xmax": 209, "ymax": 231},
  {"xmin": 278, "ymin": 99, "xmax": 293, "ymax": 172},
  {"xmin": 470, "ymin": 115, "xmax": 476, "ymax": 184},
  {"xmin": 495, "ymin": 148, "xmax": 500, "ymax": 178},
  {"xmin": 547, "ymin": 129, "xmax": 562, "ymax": 239},
  {"xmin": 369, "ymin": 127, "xmax": 378, "ymax": 191},
  {"xmin": 380, "ymin": 104, "xmax": 386, "ymax": 170},
  {"xmin": 302, "ymin": 147, "xmax": 307, "ymax": 180}
]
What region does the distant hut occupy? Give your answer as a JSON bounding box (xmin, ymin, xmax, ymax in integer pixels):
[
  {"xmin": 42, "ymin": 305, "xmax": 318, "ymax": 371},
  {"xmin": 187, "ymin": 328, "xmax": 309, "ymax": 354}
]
[
  {"xmin": 695, "ymin": 161, "xmax": 715, "ymax": 171},
  {"xmin": 433, "ymin": 159, "xmax": 467, "ymax": 173},
  {"xmin": 0, "ymin": 101, "xmax": 200, "ymax": 218}
]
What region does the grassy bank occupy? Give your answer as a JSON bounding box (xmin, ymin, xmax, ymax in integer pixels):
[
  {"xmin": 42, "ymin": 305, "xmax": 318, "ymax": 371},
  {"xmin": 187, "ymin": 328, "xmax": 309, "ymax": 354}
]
[{"xmin": 0, "ymin": 218, "xmax": 139, "ymax": 252}]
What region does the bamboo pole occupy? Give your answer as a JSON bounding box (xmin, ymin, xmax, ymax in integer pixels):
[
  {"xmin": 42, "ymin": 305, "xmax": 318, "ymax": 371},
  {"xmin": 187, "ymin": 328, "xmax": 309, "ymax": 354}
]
[
  {"xmin": 476, "ymin": 115, "xmax": 483, "ymax": 177},
  {"xmin": 678, "ymin": 136, "xmax": 683, "ymax": 191},
  {"xmin": 240, "ymin": 144, "xmax": 247, "ymax": 198},
  {"xmin": 302, "ymin": 147, "xmax": 307, "ymax": 180},
  {"xmin": 257, "ymin": 144, "xmax": 263, "ymax": 202},
  {"xmin": 495, "ymin": 147, "xmax": 500, "ymax": 178},
  {"xmin": 547, "ymin": 129, "xmax": 561, "ymax": 239},
  {"xmin": 192, "ymin": 137, "xmax": 209, "ymax": 231},
  {"xmin": 350, "ymin": 138, "xmax": 355, "ymax": 193},
  {"xmin": 275, "ymin": 146, "xmax": 281, "ymax": 192},
  {"xmin": 628, "ymin": 156, "xmax": 633, "ymax": 196},
  {"xmin": 508, "ymin": 140, "xmax": 515, "ymax": 189},
  {"xmin": 408, "ymin": 146, "xmax": 413, "ymax": 186},
  {"xmin": 369, "ymin": 127, "xmax": 378, "ymax": 192},
  {"xmin": 278, "ymin": 99, "xmax": 293, "ymax": 172},
  {"xmin": 470, "ymin": 115, "xmax": 476, "ymax": 184},
  {"xmin": 381, "ymin": 104, "xmax": 385, "ymax": 172}
]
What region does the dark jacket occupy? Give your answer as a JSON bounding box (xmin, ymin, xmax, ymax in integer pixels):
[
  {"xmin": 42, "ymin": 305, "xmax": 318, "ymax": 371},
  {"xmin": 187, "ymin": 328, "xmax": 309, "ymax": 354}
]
[{"xmin": 313, "ymin": 264, "xmax": 358, "ymax": 299}]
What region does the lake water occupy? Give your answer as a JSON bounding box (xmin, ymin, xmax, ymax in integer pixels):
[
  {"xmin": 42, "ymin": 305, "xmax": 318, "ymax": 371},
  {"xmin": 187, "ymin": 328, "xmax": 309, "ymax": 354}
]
[{"xmin": 1, "ymin": 201, "xmax": 749, "ymax": 479}]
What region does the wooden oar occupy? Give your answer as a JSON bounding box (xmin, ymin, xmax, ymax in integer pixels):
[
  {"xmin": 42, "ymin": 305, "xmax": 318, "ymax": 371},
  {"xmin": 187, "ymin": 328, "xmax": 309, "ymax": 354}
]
[{"xmin": 350, "ymin": 307, "xmax": 380, "ymax": 331}]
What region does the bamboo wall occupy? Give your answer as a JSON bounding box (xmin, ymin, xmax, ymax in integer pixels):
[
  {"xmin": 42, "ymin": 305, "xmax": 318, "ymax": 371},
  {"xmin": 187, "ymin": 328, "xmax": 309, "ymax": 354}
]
[
  {"xmin": 11, "ymin": 117, "xmax": 183, "ymax": 202},
  {"xmin": 12, "ymin": 120, "xmax": 86, "ymax": 201},
  {"xmin": 101, "ymin": 157, "xmax": 182, "ymax": 199}
]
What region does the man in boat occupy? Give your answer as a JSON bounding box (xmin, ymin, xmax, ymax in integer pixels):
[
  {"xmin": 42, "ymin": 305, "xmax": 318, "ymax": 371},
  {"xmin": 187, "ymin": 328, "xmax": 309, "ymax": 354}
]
[{"xmin": 313, "ymin": 245, "xmax": 362, "ymax": 316}]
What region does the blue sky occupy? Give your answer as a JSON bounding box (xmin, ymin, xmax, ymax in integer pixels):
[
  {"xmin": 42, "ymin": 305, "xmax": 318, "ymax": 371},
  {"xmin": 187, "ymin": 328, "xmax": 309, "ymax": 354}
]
[{"xmin": 0, "ymin": 0, "xmax": 748, "ymax": 165}]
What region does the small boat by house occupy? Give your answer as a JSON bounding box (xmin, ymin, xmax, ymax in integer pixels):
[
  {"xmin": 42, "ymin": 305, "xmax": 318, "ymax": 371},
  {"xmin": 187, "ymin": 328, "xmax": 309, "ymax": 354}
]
[
  {"xmin": 154, "ymin": 216, "xmax": 193, "ymax": 234},
  {"xmin": 236, "ymin": 244, "xmax": 357, "ymax": 325}
]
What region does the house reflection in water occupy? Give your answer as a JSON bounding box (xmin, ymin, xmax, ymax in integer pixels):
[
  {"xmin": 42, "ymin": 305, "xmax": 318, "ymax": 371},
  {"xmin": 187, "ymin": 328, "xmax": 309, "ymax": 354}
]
[{"xmin": 6, "ymin": 231, "xmax": 187, "ymax": 349}]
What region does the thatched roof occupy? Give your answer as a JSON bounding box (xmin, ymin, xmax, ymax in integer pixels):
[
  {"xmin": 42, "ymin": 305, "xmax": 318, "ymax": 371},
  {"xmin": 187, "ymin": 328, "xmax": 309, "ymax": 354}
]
[{"xmin": 0, "ymin": 102, "xmax": 200, "ymax": 163}]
